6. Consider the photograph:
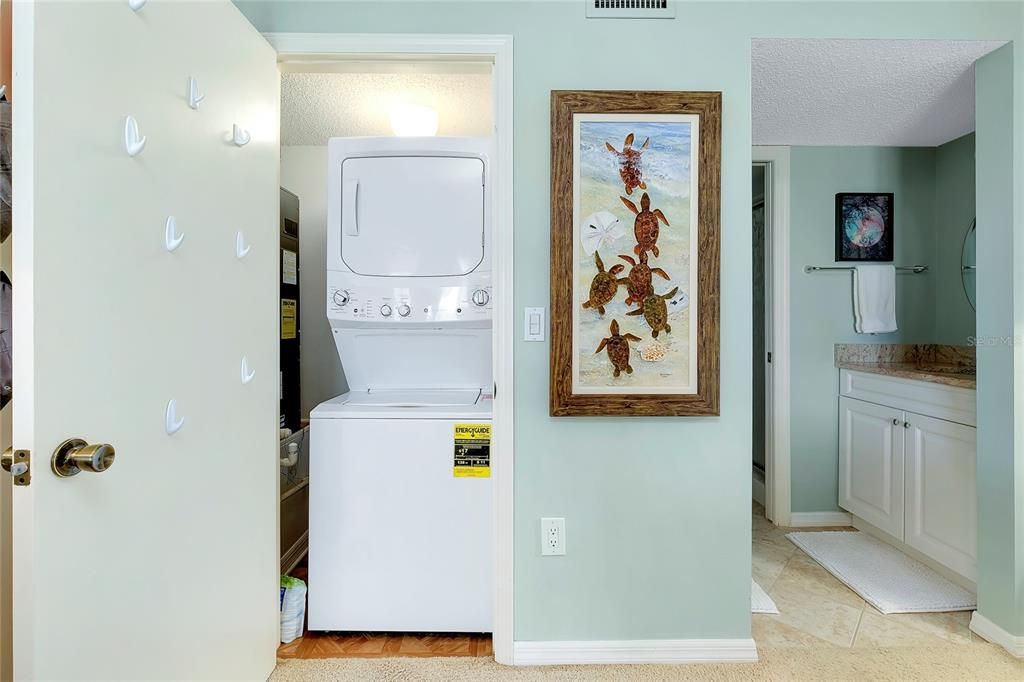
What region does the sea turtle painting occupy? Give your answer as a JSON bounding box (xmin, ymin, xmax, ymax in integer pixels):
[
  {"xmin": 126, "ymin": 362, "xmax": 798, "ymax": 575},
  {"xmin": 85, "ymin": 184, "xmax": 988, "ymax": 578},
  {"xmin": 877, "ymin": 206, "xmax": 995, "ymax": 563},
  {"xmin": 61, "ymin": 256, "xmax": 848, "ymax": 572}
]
[
  {"xmin": 582, "ymin": 252, "xmax": 625, "ymax": 316},
  {"xmin": 605, "ymin": 133, "xmax": 649, "ymax": 195},
  {"xmin": 595, "ymin": 319, "xmax": 642, "ymax": 378},
  {"xmin": 620, "ymin": 192, "xmax": 669, "ymax": 258},
  {"xmin": 626, "ymin": 286, "xmax": 679, "ymax": 338},
  {"xmin": 573, "ymin": 117, "xmax": 697, "ymax": 394},
  {"xmin": 618, "ymin": 251, "xmax": 670, "ymax": 307}
]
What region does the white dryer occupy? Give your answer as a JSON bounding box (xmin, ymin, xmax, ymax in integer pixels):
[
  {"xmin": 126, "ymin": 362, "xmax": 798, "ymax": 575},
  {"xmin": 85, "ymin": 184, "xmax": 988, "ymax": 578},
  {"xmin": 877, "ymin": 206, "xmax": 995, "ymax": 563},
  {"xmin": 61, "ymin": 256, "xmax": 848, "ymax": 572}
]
[{"xmin": 309, "ymin": 137, "xmax": 493, "ymax": 633}]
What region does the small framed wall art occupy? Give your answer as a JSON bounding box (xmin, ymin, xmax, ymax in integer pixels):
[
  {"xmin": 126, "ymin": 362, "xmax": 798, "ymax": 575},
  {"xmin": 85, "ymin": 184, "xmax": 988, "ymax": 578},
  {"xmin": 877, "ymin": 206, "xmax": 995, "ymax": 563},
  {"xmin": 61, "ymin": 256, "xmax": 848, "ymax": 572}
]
[
  {"xmin": 549, "ymin": 90, "xmax": 721, "ymax": 417},
  {"xmin": 835, "ymin": 192, "xmax": 894, "ymax": 262}
]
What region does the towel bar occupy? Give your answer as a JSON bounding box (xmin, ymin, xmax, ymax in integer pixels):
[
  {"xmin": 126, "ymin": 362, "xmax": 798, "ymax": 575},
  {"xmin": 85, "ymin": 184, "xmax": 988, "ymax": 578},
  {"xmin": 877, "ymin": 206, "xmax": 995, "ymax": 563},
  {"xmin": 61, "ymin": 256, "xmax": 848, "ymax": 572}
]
[{"xmin": 804, "ymin": 265, "xmax": 928, "ymax": 274}]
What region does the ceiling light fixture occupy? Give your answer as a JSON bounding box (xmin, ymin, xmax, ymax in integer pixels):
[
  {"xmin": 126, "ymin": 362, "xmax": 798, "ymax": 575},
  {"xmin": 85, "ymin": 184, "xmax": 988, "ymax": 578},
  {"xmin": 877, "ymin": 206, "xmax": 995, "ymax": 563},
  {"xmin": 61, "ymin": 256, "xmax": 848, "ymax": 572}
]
[{"xmin": 390, "ymin": 104, "xmax": 439, "ymax": 137}]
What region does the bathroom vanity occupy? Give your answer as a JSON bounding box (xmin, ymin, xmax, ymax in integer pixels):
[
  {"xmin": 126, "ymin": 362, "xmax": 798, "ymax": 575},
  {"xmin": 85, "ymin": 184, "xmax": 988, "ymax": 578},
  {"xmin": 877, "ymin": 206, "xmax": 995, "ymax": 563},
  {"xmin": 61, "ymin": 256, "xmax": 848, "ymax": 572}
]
[{"xmin": 835, "ymin": 345, "xmax": 977, "ymax": 583}]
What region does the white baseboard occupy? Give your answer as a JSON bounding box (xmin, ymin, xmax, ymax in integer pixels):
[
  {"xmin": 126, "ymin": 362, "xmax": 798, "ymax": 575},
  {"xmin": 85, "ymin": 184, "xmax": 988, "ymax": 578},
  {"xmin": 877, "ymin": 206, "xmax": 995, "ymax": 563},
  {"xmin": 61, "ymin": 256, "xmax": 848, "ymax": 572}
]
[
  {"xmin": 788, "ymin": 511, "xmax": 852, "ymax": 527},
  {"xmin": 513, "ymin": 638, "xmax": 758, "ymax": 665},
  {"xmin": 970, "ymin": 612, "xmax": 1024, "ymax": 657}
]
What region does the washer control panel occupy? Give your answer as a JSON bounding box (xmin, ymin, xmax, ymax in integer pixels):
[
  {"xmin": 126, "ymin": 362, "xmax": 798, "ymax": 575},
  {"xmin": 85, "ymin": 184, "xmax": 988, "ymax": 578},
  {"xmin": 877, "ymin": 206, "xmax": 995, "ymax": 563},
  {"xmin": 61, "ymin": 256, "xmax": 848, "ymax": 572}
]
[{"xmin": 328, "ymin": 282, "xmax": 493, "ymax": 323}]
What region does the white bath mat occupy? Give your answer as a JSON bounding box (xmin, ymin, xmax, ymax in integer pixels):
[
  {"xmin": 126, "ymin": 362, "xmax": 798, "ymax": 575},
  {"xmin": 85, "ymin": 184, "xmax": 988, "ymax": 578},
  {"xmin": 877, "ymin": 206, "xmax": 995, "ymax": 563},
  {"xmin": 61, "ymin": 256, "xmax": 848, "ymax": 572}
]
[
  {"xmin": 751, "ymin": 580, "xmax": 779, "ymax": 614},
  {"xmin": 787, "ymin": 531, "xmax": 976, "ymax": 614}
]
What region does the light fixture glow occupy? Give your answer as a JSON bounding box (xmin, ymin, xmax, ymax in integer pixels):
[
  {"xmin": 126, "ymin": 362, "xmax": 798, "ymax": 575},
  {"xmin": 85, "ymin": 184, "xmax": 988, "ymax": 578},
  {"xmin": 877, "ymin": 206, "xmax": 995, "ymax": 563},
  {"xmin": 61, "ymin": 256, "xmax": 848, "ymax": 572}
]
[{"xmin": 390, "ymin": 104, "xmax": 439, "ymax": 137}]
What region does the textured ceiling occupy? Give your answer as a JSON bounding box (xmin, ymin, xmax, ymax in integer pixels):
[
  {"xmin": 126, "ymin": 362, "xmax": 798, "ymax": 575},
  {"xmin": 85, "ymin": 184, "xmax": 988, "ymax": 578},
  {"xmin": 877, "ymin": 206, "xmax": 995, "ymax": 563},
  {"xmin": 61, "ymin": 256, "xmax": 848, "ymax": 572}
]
[
  {"xmin": 752, "ymin": 39, "xmax": 1006, "ymax": 147},
  {"xmin": 281, "ymin": 71, "xmax": 493, "ymax": 145}
]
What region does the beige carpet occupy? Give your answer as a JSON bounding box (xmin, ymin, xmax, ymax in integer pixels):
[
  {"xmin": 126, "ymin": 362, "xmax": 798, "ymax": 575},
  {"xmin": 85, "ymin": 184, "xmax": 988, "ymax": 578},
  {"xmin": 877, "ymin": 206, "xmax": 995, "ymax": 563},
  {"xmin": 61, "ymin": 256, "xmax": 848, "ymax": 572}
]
[{"xmin": 271, "ymin": 644, "xmax": 1024, "ymax": 681}]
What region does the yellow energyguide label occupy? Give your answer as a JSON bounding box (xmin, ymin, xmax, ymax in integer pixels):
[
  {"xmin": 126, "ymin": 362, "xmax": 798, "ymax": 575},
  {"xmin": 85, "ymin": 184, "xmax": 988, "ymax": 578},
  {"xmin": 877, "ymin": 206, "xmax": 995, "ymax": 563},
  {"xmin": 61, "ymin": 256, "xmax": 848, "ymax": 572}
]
[
  {"xmin": 453, "ymin": 423, "xmax": 491, "ymax": 478},
  {"xmin": 281, "ymin": 299, "xmax": 297, "ymax": 340}
]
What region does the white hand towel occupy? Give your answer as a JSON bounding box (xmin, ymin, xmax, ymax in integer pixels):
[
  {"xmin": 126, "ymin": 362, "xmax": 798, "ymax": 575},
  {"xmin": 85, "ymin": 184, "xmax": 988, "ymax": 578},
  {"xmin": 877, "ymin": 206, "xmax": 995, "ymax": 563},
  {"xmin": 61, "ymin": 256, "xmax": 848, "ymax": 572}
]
[{"xmin": 853, "ymin": 265, "xmax": 897, "ymax": 334}]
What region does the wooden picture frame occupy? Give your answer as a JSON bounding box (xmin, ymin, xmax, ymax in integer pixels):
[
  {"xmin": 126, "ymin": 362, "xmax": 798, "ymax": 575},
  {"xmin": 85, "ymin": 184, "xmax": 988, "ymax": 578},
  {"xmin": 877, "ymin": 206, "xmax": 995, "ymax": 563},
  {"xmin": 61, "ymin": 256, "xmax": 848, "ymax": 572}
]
[{"xmin": 549, "ymin": 90, "xmax": 721, "ymax": 417}]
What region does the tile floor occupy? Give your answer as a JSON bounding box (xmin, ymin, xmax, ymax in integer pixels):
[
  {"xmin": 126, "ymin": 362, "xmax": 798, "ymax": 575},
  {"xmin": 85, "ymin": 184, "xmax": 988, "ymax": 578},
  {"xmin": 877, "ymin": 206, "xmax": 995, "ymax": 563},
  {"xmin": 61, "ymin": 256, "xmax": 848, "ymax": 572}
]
[
  {"xmin": 277, "ymin": 559, "xmax": 492, "ymax": 659},
  {"xmin": 752, "ymin": 501, "xmax": 989, "ymax": 649}
]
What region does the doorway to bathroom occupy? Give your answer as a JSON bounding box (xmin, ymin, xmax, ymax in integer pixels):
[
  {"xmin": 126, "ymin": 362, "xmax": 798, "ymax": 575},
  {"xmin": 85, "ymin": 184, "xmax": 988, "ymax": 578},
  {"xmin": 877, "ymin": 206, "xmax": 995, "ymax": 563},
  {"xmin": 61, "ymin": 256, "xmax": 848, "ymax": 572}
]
[{"xmin": 749, "ymin": 37, "xmax": 1004, "ymax": 654}]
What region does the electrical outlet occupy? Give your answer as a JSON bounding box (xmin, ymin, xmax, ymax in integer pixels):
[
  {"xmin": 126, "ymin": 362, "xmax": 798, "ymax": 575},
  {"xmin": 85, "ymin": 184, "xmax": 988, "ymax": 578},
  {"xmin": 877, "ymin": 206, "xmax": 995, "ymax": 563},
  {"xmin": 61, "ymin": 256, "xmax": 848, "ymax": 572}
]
[{"xmin": 540, "ymin": 517, "xmax": 565, "ymax": 556}]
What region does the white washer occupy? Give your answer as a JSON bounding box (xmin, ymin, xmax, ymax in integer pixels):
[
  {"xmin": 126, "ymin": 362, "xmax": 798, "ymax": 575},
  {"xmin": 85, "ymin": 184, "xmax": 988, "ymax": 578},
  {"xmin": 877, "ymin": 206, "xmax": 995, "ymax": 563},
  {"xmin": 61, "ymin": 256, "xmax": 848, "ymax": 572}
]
[{"xmin": 309, "ymin": 137, "xmax": 493, "ymax": 633}]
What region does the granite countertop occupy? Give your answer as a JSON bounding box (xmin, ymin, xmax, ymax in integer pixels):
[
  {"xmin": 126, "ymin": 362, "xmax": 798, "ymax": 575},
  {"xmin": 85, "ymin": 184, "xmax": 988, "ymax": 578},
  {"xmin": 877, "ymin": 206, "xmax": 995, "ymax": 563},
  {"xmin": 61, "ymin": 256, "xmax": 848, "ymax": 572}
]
[
  {"xmin": 834, "ymin": 344, "xmax": 976, "ymax": 390},
  {"xmin": 834, "ymin": 361, "xmax": 976, "ymax": 389}
]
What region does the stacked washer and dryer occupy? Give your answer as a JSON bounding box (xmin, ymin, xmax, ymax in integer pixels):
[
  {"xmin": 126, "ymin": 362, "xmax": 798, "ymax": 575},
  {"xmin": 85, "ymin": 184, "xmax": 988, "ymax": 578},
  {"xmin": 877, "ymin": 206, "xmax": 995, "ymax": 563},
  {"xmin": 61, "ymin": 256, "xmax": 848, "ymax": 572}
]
[{"xmin": 309, "ymin": 137, "xmax": 493, "ymax": 633}]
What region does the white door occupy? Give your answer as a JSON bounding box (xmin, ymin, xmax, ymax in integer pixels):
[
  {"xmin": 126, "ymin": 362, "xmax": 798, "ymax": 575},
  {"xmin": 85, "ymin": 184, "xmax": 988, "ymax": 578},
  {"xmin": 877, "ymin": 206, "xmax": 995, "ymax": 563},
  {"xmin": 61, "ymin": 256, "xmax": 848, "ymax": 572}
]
[
  {"xmin": 904, "ymin": 412, "xmax": 977, "ymax": 580},
  {"xmin": 838, "ymin": 397, "xmax": 905, "ymax": 538},
  {"xmin": 10, "ymin": 2, "xmax": 279, "ymax": 679}
]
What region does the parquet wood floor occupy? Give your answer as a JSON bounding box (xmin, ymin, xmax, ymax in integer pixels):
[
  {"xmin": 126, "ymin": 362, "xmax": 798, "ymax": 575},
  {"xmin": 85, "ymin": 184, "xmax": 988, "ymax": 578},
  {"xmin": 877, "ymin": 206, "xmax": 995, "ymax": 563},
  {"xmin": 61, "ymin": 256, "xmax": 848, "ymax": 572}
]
[{"xmin": 277, "ymin": 557, "xmax": 493, "ymax": 659}]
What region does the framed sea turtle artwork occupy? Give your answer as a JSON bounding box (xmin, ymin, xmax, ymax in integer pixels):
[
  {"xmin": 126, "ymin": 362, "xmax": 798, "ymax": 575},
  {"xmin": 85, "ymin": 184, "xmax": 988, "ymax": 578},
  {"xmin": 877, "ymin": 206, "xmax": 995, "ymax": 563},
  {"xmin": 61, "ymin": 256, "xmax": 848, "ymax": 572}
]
[
  {"xmin": 835, "ymin": 192, "xmax": 894, "ymax": 262},
  {"xmin": 550, "ymin": 90, "xmax": 721, "ymax": 417}
]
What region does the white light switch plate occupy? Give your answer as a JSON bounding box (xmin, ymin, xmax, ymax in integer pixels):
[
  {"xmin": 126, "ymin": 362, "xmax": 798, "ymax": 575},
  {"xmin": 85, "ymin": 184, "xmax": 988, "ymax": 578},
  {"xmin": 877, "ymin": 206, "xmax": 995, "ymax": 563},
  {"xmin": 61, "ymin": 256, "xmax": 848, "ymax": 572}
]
[
  {"xmin": 540, "ymin": 517, "xmax": 565, "ymax": 556},
  {"xmin": 524, "ymin": 307, "xmax": 545, "ymax": 341}
]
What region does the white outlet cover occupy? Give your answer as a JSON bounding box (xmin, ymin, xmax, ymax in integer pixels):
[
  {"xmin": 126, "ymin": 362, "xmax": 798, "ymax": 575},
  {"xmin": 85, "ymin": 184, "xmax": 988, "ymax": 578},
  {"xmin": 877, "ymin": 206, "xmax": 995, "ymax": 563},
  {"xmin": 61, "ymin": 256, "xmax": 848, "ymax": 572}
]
[{"xmin": 540, "ymin": 517, "xmax": 565, "ymax": 556}]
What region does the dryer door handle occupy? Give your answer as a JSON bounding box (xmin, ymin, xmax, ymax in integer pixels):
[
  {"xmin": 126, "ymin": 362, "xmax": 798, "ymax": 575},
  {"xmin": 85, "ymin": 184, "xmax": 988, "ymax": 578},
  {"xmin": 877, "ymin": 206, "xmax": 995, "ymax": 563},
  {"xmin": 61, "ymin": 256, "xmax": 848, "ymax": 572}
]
[{"xmin": 343, "ymin": 178, "xmax": 360, "ymax": 236}]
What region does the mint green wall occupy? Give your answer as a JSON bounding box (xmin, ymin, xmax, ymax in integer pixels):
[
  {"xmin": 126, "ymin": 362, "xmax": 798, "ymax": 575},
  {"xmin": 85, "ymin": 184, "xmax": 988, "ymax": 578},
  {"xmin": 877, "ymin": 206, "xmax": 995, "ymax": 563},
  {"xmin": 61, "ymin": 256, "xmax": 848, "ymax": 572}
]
[
  {"xmin": 974, "ymin": 43, "xmax": 1023, "ymax": 636},
  {"xmin": 935, "ymin": 133, "xmax": 978, "ymax": 345},
  {"xmin": 238, "ymin": 1, "xmax": 1023, "ymax": 641},
  {"xmin": 789, "ymin": 147, "xmax": 939, "ymax": 513},
  {"xmin": 788, "ymin": 140, "xmax": 980, "ymax": 514}
]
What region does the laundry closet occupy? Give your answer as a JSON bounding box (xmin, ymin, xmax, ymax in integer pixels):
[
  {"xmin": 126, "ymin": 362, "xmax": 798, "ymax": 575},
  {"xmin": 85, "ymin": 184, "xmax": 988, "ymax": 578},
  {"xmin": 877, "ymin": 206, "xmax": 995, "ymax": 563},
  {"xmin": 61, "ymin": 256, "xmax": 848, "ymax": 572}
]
[{"xmin": 276, "ymin": 58, "xmax": 496, "ymax": 635}]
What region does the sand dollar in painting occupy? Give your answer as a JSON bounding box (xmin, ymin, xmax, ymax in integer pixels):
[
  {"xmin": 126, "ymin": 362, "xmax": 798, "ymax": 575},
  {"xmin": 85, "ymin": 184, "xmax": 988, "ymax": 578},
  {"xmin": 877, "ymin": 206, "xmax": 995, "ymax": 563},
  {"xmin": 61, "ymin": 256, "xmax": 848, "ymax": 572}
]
[{"xmin": 571, "ymin": 114, "xmax": 700, "ymax": 395}]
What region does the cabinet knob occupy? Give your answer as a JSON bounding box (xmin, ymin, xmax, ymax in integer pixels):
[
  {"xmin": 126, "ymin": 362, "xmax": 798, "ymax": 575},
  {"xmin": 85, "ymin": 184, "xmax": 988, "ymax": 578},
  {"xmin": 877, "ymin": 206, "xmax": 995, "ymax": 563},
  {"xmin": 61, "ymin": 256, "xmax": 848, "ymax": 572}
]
[
  {"xmin": 892, "ymin": 418, "xmax": 900, "ymax": 425},
  {"xmin": 904, "ymin": 421, "xmax": 910, "ymax": 428}
]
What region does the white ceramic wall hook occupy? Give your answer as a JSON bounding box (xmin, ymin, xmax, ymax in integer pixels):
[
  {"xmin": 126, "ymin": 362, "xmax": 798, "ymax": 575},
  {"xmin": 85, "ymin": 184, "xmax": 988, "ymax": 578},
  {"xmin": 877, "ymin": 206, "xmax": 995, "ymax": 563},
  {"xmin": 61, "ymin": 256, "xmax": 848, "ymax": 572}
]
[
  {"xmin": 240, "ymin": 356, "xmax": 256, "ymax": 385},
  {"xmin": 128, "ymin": 0, "xmax": 146, "ymax": 10},
  {"xmin": 124, "ymin": 115, "xmax": 146, "ymax": 157},
  {"xmin": 164, "ymin": 216, "xmax": 184, "ymax": 252},
  {"xmin": 164, "ymin": 399, "xmax": 184, "ymax": 435},
  {"xmin": 232, "ymin": 124, "xmax": 251, "ymax": 147},
  {"xmin": 187, "ymin": 77, "xmax": 205, "ymax": 110},
  {"xmin": 235, "ymin": 231, "xmax": 251, "ymax": 259}
]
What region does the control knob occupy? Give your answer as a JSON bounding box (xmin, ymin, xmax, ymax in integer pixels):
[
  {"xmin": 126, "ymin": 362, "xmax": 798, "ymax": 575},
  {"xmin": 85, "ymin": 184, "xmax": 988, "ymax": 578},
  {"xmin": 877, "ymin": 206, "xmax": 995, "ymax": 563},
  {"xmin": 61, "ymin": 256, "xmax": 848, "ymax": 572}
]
[
  {"xmin": 380, "ymin": 304, "xmax": 393, "ymax": 317},
  {"xmin": 471, "ymin": 289, "xmax": 490, "ymax": 306},
  {"xmin": 333, "ymin": 290, "xmax": 351, "ymax": 307},
  {"xmin": 397, "ymin": 304, "xmax": 412, "ymax": 318}
]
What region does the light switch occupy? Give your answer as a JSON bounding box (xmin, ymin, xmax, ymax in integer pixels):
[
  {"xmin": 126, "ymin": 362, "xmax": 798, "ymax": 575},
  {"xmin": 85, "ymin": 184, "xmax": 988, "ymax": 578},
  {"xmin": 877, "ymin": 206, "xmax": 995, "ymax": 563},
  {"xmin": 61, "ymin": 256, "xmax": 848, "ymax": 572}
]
[{"xmin": 524, "ymin": 307, "xmax": 545, "ymax": 341}]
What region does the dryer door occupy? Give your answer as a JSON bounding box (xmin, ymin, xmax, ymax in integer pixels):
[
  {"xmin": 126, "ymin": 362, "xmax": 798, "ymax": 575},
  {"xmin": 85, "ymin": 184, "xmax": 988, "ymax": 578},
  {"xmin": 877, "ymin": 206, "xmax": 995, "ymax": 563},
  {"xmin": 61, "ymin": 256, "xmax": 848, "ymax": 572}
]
[{"xmin": 340, "ymin": 155, "xmax": 485, "ymax": 277}]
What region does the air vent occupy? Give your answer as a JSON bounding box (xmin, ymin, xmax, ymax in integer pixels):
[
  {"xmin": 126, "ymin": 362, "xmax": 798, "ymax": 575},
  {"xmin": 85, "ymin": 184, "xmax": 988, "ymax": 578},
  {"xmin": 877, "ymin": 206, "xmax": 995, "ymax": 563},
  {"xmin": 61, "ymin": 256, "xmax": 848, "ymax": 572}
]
[{"xmin": 586, "ymin": 0, "xmax": 675, "ymax": 19}]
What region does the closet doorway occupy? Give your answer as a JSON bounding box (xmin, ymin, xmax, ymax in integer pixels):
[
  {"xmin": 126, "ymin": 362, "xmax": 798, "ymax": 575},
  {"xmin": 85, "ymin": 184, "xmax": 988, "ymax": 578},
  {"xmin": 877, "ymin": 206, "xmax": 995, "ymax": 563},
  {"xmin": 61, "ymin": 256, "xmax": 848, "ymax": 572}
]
[{"xmin": 752, "ymin": 147, "xmax": 791, "ymax": 526}]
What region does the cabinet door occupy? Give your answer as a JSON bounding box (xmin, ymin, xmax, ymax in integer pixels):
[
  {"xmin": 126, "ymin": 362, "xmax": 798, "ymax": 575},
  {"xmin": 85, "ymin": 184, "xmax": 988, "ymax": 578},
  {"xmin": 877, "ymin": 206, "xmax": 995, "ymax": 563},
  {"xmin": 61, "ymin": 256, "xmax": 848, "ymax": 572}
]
[
  {"xmin": 904, "ymin": 412, "xmax": 977, "ymax": 580},
  {"xmin": 839, "ymin": 397, "xmax": 905, "ymax": 538}
]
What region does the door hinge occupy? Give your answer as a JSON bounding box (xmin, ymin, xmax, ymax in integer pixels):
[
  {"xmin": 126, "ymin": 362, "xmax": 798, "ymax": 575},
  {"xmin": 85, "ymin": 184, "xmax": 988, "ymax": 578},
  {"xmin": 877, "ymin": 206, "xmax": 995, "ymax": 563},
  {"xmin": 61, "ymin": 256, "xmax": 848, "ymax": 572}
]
[{"xmin": 2, "ymin": 448, "xmax": 31, "ymax": 486}]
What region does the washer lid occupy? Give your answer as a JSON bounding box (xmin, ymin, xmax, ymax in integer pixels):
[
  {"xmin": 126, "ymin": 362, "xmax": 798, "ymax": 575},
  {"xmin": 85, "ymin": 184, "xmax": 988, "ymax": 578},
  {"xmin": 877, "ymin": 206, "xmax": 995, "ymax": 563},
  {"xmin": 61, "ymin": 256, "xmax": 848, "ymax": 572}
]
[
  {"xmin": 340, "ymin": 155, "xmax": 485, "ymax": 277},
  {"xmin": 344, "ymin": 389, "xmax": 481, "ymax": 407}
]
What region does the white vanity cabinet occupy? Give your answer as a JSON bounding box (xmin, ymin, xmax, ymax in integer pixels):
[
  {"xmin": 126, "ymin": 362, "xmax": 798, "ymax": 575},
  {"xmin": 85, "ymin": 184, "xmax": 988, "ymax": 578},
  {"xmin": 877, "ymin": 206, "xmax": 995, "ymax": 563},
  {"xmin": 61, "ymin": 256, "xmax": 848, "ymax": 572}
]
[
  {"xmin": 839, "ymin": 396, "xmax": 905, "ymax": 538},
  {"xmin": 838, "ymin": 369, "xmax": 977, "ymax": 581},
  {"xmin": 904, "ymin": 414, "xmax": 977, "ymax": 580}
]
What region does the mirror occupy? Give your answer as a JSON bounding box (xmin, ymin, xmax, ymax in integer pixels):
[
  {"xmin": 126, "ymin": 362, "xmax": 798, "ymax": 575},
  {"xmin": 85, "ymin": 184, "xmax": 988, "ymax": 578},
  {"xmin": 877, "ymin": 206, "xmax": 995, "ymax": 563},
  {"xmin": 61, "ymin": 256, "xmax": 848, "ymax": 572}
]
[{"xmin": 961, "ymin": 219, "xmax": 976, "ymax": 311}]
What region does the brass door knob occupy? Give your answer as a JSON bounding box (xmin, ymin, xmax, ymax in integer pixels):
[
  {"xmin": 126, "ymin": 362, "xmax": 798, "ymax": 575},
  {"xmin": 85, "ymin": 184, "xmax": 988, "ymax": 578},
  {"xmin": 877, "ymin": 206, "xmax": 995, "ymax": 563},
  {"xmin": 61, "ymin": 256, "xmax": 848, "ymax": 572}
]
[{"xmin": 51, "ymin": 438, "xmax": 116, "ymax": 478}]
